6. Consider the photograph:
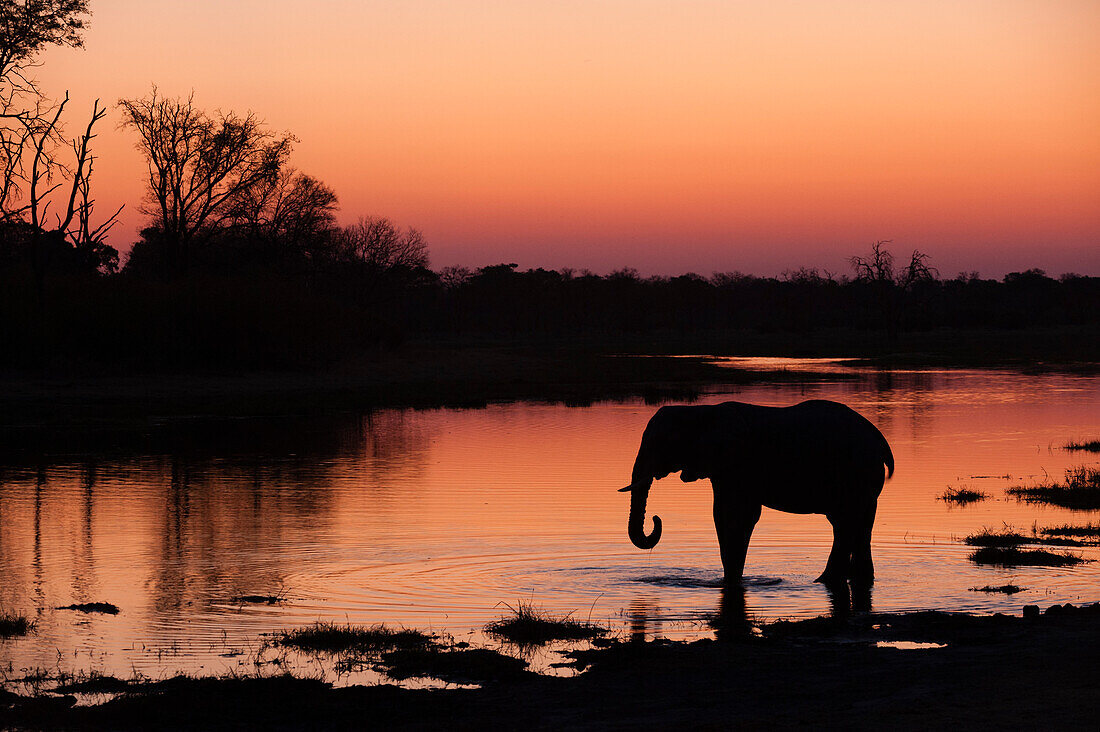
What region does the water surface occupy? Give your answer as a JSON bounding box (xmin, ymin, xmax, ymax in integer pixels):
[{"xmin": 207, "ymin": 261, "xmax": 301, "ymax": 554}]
[{"xmin": 1, "ymin": 361, "xmax": 1098, "ymax": 681}]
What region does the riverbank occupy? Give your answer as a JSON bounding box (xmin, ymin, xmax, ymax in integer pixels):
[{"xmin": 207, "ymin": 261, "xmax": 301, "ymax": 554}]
[
  {"xmin": 0, "ymin": 345, "xmax": 838, "ymax": 427},
  {"xmin": 2, "ymin": 325, "xmax": 1097, "ymax": 423},
  {"xmin": 4, "ymin": 603, "xmax": 1098, "ymax": 730}
]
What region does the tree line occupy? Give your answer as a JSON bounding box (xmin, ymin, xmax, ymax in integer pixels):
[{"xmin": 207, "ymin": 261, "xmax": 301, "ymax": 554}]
[{"xmin": 2, "ymin": 2, "xmax": 1097, "ymax": 372}]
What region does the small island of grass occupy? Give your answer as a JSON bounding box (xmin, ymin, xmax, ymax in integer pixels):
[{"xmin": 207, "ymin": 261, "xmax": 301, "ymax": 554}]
[
  {"xmin": 0, "ymin": 612, "xmax": 34, "ymax": 638},
  {"xmin": 1006, "ymin": 467, "xmax": 1100, "ymax": 510},
  {"xmin": 939, "ymin": 486, "xmax": 989, "ymax": 505},
  {"xmin": 968, "ymin": 546, "xmax": 1087, "ymax": 567},
  {"xmin": 484, "ymin": 601, "xmax": 609, "ymax": 645}
]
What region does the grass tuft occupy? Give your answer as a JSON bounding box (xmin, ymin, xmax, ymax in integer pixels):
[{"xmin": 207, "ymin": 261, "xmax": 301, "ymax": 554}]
[
  {"xmin": 484, "ymin": 601, "xmax": 608, "ymax": 645},
  {"xmin": 964, "ymin": 528, "xmax": 1030, "ymax": 547},
  {"xmin": 1063, "ymin": 439, "xmax": 1100, "ymax": 453},
  {"xmin": 969, "ymin": 585, "xmax": 1025, "ymax": 594},
  {"xmin": 1007, "ymin": 467, "xmax": 1100, "ymax": 510},
  {"xmin": 0, "ymin": 611, "xmax": 34, "ymax": 638},
  {"xmin": 54, "ymin": 671, "xmax": 133, "ymax": 695},
  {"xmin": 57, "ymin": 602, "xmax": 120, "ymax": 615},
  {"xmin": 968, "ymin": 546, "xmax": 1087, "ymax": 567},
  {"xmin": 1041, "ymin": 523, "xmax": 1100, "ymax": 539},
  {"xmin": 939, "ymin": 486, "xmax": 988, "ymax": 505},
  {"xmin": 274, "ymin": 622, "xmax": 435, "ymax": 654}
]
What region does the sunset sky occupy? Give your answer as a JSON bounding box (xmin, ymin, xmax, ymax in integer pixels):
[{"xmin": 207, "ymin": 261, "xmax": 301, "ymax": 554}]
[{"xmin": 35, "ymin": 0, "xmax": 1100, "ymax": 276}]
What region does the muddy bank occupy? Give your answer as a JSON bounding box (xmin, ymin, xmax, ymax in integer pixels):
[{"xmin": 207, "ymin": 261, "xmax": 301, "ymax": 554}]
[{"xmin": 5, "ymin": 604, "xmax": 1099, "ymax": 730}]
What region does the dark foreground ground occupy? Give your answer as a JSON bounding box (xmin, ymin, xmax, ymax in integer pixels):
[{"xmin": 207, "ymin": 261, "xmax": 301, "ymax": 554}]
[{"xmin": 5, "ymin": 604, "xmax": 1099, "ymax": 730}]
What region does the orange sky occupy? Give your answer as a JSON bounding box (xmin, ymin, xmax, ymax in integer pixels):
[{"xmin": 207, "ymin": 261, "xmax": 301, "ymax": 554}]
[{"xmin": 34, "ymin": 0, "xmax": 1100, "ymax": 276}]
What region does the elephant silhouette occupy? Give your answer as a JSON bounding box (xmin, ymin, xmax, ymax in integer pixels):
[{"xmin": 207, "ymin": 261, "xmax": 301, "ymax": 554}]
[{"xmin": 621, "ymin": 399, "xmax": 894, "ymax": 586}]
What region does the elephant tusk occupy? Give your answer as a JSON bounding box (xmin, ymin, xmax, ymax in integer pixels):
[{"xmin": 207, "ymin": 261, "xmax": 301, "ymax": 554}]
[{"xmin": 617, "ymin": 485, "xmax": 632, "ymax": 492}]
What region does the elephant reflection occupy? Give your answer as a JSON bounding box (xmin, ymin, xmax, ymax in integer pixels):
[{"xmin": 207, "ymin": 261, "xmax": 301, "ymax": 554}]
[{"xmin": 621, "ymin": 400, "xmax": 893, "ymax": 586}]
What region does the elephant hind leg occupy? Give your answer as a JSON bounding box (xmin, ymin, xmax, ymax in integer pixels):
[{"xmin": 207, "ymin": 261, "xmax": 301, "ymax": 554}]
[
  {"xmin": 816, "ymin": 516, "xmax": 854, "ymax": 586},
  {"xmin": 849, "ymin": 502, "xmax": 879, "ymax": 585}
]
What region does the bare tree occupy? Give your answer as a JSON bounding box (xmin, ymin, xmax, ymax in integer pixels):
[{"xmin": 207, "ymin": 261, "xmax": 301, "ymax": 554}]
[
  {"xmin": 1, "ymin": 1, "xmax": 120, "ymax": 274},
  {"xmin": 896, "ymin": 249, "xmax": 938, "ymax": 289},
  {"xmin": 334, "ymin": 216, "xmax": 429, "ymax": 271},
  {"xmin": 2, "ymin": 1, "xmax": 88, "ymax": 220},
  {"xmin": 849, "ymin": 240, "xmax": 937, "ymax": 289},
  {"xmin": 118, "ymin": 88, "xmax": 295, "ymax": 272},
  {"xmin": 848, "ymin": 240, "xmax": 896, "ymax": 285}
]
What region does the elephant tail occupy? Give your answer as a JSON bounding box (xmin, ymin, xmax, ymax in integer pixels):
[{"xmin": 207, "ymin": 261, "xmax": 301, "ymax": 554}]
[{"xmin": 881, "ymin": 434, "xmax": 895, "ymax": 479}]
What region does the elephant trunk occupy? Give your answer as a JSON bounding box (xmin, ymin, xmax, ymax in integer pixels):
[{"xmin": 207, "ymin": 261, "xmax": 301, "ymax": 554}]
[{"xmin": 626, "ymin": 466, "xmax": 662, "ymax": 550}]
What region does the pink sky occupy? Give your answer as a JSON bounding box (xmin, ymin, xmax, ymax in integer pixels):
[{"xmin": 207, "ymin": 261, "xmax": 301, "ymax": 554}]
[{"xmin": 34, "ymin": 0, "xmax": 1100, "ymax": 277}]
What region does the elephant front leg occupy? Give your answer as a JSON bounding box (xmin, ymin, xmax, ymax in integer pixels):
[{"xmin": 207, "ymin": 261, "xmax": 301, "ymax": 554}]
[{"xmin": 712, "ymin": 484, "xmax": 761, "ymax": 584}]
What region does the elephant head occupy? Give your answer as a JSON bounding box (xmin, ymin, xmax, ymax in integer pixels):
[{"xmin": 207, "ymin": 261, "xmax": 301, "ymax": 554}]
[{"xmin": 619, "ymin": 407, "xmax": 712, "ymax": 550}]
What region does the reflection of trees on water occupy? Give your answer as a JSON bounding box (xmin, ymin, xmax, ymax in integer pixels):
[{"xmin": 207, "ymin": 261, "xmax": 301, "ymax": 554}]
[
  {"xmin": 0, "ymin": 411, "xmax": 438, "ymax": 618},
  {"xmin": 353, "ymin": 410, "xmax": 433, "ymax": 493},
  {"xmin": 358, "ymin": 407, "xmax": 431, "ymax": 471},
  {"xmin": 33, "ymin": 466, "xmax": 45, "ymax": 610},
  {"xmin": 70, "ymin": 462, "xmax": 98, "ymax": 606},
  {"xmin": 149, "ymin": 441, "xmax": 359, "ymax": 612},
  {"xmin": 150, "ymin": 452, "xmax": 342, "ymax": 612},
  {"xmin": 0, "ymin": 415, "xmax": 355, "ymax": 615}
]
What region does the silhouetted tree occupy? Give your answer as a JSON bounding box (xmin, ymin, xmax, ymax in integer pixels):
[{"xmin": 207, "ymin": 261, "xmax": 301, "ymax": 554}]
[
  {"xmin": 848, "ymin": 240, "xmax": 896, "ymax": 285},
  {"xmin": 439, "ymin": 265, "xmax": 472, "ymax": 290},
  {"xmin": 1, "ymin": 1, "xmax": 119, "ymax": 278},
  {"xmin": 848, "ymin": 241, "xmax": 941, "ymax": 333},
  {"xmin": 224, "ymin": 168, "xmax": 338, "ymax": 263},
  {"xmin": 2, "ymin": 0, "xmax": 88, "ymax": 222},
  {"xmin": 117, "ymin": 88, "xmax": 295, "ymax": 274},
  {"xmin": 0, "ymin": 1, "xmax": 88, "ymax": 71},
  {"xmin": 332, "ymin": 216, "xmax": 429, "ymax": 271},
  {"xmin": 896, "ymin": 249, "xmax": 938, "ymax": 289},
  {"xmin": 849, "ymin": 241, "xmax": 937, "ymax": 290}
]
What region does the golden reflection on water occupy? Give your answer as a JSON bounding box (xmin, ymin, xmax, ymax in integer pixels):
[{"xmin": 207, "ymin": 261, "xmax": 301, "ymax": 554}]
[{"xmin": 1, "ymin": 367, "xmax": 1098, "ymax": 681}]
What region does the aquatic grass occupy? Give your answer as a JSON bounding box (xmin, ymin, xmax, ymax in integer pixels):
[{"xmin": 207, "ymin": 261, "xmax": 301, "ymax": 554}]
[
  {"xmin": 1032, "ymin": 536, "xmax": 1092, "ymax": 547},
  {"xmin": 1063, "ymin": 439, "xmax": 1100, "ymax": 453},
  {"xmin": 968, "ymin": 546, "xmax": 1087, "ymax": 568},
  {"xmin": 1040, "ymin": 523, "xmax": 1100, "ymax": 539},
  {"xmin": 964, "ymin": 528, "xmax": 1030, "ymax": 547},
  {"xmin": 484, "ymin": 601, "xmax": 608, "ymax": 645},
  {"xmin": 0, "ymin": 611, "xmax": 34, "ymax": 638},
  {"xmin": 969, "ymin": 585, "xmax": 1025, "ymax": 594},
  {"xmin": 939, "ymin": 486, "xmax": 988, "ymax": 505},
  {"xmin": 1006, "ymin": 467, "xmax": 1100, "ymax": 510},
  {"xmin": 274, "ymin": 622, "xmax": 435, "ymax": 655},
  {"xmin": 53, "ymin": 671, "xmax": 134, "ymax": 695},
  {"xmin": 57, "ymin": 602, "xmax": 120, "ymax": 614}
]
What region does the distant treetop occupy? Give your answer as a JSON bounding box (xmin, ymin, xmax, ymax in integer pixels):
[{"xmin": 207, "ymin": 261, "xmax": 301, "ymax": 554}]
[{"xmin": 0, "ymin": 0, "xmax": 90, "ymax": 73}]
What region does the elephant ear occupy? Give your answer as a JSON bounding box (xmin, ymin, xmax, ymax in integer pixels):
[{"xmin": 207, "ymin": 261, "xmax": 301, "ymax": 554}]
[
  {"xmin": 678, "ymin": 425, "xmax": 715, "ymax": 482},
  {"xmin": 679, "ymin": 424, "xmax": 730, "ymax": 482}
]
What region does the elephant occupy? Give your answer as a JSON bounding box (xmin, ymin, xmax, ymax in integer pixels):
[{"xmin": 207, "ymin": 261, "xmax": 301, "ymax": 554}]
[{"xmin": 620, "ymin": 399, "xmax": 894, "ymax": 586}]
